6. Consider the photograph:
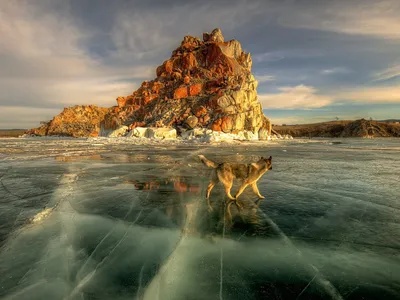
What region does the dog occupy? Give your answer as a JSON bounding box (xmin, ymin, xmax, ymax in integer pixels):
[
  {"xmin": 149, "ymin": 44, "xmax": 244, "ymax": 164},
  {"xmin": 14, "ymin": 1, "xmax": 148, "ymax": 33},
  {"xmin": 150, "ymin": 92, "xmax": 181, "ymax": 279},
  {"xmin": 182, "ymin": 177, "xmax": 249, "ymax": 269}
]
[{"xmin": 199, "ymin": 155, "xmax": 272, "ymax": 209}]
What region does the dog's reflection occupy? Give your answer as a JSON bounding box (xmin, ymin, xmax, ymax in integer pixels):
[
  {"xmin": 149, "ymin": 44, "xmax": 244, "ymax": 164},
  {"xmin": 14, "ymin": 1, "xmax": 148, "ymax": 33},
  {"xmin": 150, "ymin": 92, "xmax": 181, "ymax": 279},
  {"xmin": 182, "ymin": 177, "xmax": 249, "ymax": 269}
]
[
  {"xmin": 126, "ymin": 177, "xmax": 200, "ymax": 194},
  {"xmin": 125, "ymin": 176, "xmax": 275, "ymax": 240},
  {"xmin": 192, "ymin": 194, "xmax": 276, "ymax": 241}
]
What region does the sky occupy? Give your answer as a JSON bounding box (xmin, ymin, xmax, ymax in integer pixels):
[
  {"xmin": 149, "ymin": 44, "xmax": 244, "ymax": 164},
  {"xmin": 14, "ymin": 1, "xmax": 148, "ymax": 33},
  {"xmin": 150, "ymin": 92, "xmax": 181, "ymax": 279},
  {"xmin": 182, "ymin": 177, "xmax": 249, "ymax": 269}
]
[{"xmin": 1, "ymin": 0, "xmax": 399, "ymax": 128}]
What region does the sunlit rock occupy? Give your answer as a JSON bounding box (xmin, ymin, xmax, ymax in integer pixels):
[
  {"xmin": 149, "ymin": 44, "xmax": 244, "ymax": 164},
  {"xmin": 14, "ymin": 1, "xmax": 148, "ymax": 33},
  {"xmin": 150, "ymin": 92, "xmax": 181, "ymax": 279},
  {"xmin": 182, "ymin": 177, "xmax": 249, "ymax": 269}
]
[
  {"xmin": 26, "ymin": 28, "xmax": 272, "ymax": 140},
  {"xmin": 107, "ymin": 125, "xmax": 129, "ymax": 137},
  {"xmin": 146, "ymin": 128, "xmax": 177, "ymax": 139},
  {"xmin": 127, "ymin": 127, "xmax": 148, "ymax": 138}
]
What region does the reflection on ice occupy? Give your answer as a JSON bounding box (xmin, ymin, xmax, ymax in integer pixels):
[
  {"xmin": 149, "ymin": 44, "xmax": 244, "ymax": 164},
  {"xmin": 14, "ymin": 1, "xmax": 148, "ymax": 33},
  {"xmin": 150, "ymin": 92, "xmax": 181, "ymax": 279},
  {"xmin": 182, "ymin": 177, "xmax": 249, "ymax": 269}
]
[
  {"xmin": 30, "ymin": 207, "xmax": 54, "ymax": 224},
  {"xmin": 126, "ymin": 177, "xmax": 201, "ymax": 194},
  {"xmin": 0, "ymin": 138, "xmax": 399, "ymax": 299}
]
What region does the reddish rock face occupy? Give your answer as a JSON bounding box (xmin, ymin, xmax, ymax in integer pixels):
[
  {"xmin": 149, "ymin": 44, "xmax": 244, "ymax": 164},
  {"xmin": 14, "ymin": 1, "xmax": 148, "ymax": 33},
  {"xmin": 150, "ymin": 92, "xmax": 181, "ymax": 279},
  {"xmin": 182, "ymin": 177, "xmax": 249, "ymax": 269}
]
[
  {"xmin": 156, "ymin": 65, "xmax": 164, "ymax": 77},
  {"xmin": 211, "ymin": 118, "xmax": 222, "ymax": 131},
  {"xmin": 151, "ymin": 81, "xmax": 164, "ymax": 94},
  {"xmin": 181, "ymin": 52, "xmax": 198, "ymax": 70},
  {"xmin": 165, "ymin": 60, "xmax": 173, "ymax": 74},
  {"xmin": 174, "ymin": 86, "xmax": 188, "ymax": 99},
  {"xmin": 203, "ymin": 114, "xmax": 211, "ymax": 123},
  {"xmin": 183, "ymin": 75, "xmax": 191, "ymax": 84},
  {"xmin": 89, "ymin": 131, "xmax": 99, "ymax": 137},
  {"xmin": 189, "ymin": 83, "xmax": 202, "ymax": 96},
  {"xmin": 221, "ymin": 115, "xmax": 233, "ymax": 133},
  {"xmin": 194, "ymin": 106, "xmax": 207, "ymax": 118},
  {"xmin": 116, "ymin": 96, "xmax": 127, "ymax": 108}
]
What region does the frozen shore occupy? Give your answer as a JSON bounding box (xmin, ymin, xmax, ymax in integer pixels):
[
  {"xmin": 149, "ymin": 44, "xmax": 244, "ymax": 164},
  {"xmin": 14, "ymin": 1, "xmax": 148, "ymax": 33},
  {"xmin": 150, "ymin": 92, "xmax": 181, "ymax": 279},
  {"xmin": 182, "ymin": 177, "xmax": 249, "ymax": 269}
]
[{"xmin": 19, "ymin": 127, "xmax": 293, "ymax": 145}]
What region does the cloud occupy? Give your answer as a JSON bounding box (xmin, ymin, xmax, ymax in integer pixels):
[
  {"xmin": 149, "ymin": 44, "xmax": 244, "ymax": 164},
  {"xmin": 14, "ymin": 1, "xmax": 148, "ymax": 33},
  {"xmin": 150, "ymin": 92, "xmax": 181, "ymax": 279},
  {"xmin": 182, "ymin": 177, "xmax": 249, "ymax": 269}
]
[
  {"xmin": 337, "ymin": 86, "xmax": 400, "ymax": 103},
  {"xmin": 372, "ymin": 65, "xmax": 400, "ymax": 81},
  {"xmin": 259, "ymin": 85, "xmax": 333, "ymax": 109},
  {"xmin": 277, "ymin": 0, "xmax": 400, "ymax": 40},
  {"xmin": 1, "ymin": 0, "xmax": 399, "ymax": 128},
  {"xmin": 321, "ymin": 67, "xmax": 351, "ymax": 75},
  {"xmin": 0, "ymin": 106, "xmax": 61, "ymax": 129},
  {"xmin": 253, "ymin": 52, "xmax": 285, "ymax": 63},
  {"xmin": 0, "ymin": 0, "xmax": 264, "ymax": 128},
  {"xmin": 268, "ymin": 117, "xmax": 307, "ymax": 126},
  {"xmin": 0, "ymin": 1, "xmax": 156, "ymax": 128},
  {"xmin": 110, "ymin": 1, "xmax": 262, "ymax": 62},
  {"xmin": 255, "ymin": 74, "xmax": 276, "ymax": 83},
  {"xmin": 252, "ymin": 49, "xmax": 324, "ymax": 63}
]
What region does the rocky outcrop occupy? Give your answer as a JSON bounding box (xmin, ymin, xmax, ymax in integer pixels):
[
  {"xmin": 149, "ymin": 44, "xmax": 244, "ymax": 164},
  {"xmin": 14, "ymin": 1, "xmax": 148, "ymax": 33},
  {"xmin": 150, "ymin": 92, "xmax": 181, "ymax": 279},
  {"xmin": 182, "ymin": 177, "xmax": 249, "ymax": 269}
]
[
  {"xmin": 340, "ymin": 119, "xmax": 400, "ymax": 137},
  {"xmin": 25, "ymin": 105, "xmax": 109, "ymax": 138},
  {"xmin": 101, "ymin": 28, "xmax": 271, "ymax": 137},
  {"xmin": 26, "ymin": 28, "xmax": 271, "ymax": 139},
  {"xmin": 273, "ymin": 119, "xmax": 400, "ymax": 138}
]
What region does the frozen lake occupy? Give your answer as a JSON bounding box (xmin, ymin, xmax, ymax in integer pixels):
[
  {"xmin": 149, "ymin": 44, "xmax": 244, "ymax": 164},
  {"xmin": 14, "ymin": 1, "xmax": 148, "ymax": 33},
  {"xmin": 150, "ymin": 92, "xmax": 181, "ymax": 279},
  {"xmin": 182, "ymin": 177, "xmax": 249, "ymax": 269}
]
[{"xmin": 0, "ymin": 137, "xmax": 399, "ymax": 299}]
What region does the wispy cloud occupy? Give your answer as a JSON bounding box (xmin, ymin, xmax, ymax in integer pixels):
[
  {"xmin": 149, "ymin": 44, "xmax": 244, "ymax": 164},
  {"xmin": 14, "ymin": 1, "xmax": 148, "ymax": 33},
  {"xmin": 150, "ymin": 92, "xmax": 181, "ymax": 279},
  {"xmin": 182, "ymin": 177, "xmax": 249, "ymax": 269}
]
[
  {"xmin": 0, "ymin": 0, "xmax": 263, "ymax": 128},
  {"xmin": 321, "ymin": 67, "xmax": 351, "ymax": 75},
  {"xmin": 269, "ymin": 116, "xmax": 338, "ymax": 126},
  {"xmin": 253, "ymin": 52, "xmax": 285, "ymax": 63},
  {"xmin": 255, "ymin": 74, "xmax": 276, "ymax": 83},
  {"xmin": 259, "ymin": 85, "xmax": 333, "ymax": 109},
  {"xmin": 372, "ymin": 65, "xmax": 400, "ymax": 81},
  {"xmin": 1, "ymin": 0, "xmax": 399, "ymax": 128},
  {"xmin": 253, "ymin": 49, "xmax": 324, "ymax": 63},
  {"xmin": 337, "ymin": 86, "xmax": 400, "ymax": 103},
  {"xmin": 260, "ymin": 84, "xmax": 400, "ymax": 111},
  {"xmin": 0, "ymin": 1, "xmax": 156, "ymax": 128},
  {"xmin": 110, "ymin": 1, "xmax": 262, "ymax": 63},
  {"xmin": 277, "ymin": 1, "xmax": 400, "ymax": 40}
]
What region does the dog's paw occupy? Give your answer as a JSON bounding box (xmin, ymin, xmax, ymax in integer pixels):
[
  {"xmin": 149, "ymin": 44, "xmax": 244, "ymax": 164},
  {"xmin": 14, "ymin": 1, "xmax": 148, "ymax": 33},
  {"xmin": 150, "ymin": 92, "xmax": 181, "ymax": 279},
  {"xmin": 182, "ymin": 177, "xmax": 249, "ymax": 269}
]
[
  {"xmin": 235, "ymin": 201, "xmax": 243, "ymax": 210},
  {"xmin": 258, "ymin": 195, "xmax": 265, "ymax": 199}
]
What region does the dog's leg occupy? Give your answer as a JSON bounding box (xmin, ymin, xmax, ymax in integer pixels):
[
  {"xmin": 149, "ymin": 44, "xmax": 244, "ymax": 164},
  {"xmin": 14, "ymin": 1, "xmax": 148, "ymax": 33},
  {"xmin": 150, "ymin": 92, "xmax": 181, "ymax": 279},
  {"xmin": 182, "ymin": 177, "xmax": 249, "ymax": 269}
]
[
  {"xmin": 233, "ymin": 182, "xmax": 249, "ymax": 209},
  {"xmin": 251, "ymin": 182, "xmax": 265, "ymax": 199},
  {"xmin": 206, "ymin": 181, "xmax": 216, "ymax": 199},
  {"xmin": 226, "ymin": 201, "xmax": 234, "ymax": 223},
  {"xmin": 235, "ymin": 182, "xmax": 249, "ymax": 199},
  {"xmin": 222, "ymin": 180, "xmax": 235, "ymax": 200},
  {"xmin": 206, "ymin": 181, "xmax": 216, "ymax": 212}
]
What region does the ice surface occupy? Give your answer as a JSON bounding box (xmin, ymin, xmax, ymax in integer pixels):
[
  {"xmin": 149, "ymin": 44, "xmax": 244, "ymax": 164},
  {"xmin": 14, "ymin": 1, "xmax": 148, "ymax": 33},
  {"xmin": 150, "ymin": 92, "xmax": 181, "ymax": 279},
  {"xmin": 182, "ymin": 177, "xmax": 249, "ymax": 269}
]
[{"xmin": 0, "ymin": 137, "xmax": 399, "ymax": 299}]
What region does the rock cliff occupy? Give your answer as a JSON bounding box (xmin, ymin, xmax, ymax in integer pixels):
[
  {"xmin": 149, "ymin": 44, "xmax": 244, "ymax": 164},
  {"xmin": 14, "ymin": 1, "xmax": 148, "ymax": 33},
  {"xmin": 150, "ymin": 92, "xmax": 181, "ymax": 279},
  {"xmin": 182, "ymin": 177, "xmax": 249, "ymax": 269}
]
[
  {"xmin": 27, "ymin": 28, "xmax": 271, "ymax": 139},
  {"xmin": 25, "ymin": 105, "xmax": 109, "ymax": 138}
]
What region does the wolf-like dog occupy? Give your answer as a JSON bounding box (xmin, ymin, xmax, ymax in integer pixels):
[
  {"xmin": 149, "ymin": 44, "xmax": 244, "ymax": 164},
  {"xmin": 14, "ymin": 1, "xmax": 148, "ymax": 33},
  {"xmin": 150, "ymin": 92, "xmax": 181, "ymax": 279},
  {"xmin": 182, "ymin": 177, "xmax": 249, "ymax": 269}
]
[{"xmin": 199, "ymin": 155, "xmax": 272, "ymax": 208}]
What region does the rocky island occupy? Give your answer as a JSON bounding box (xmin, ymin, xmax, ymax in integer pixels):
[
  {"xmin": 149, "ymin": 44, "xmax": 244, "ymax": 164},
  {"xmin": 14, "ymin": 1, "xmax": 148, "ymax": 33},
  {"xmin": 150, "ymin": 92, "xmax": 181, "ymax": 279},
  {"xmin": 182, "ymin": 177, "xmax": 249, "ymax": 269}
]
[{"xmin": 26, "ymin": 28, "xmax": 272, "ymax": 141}]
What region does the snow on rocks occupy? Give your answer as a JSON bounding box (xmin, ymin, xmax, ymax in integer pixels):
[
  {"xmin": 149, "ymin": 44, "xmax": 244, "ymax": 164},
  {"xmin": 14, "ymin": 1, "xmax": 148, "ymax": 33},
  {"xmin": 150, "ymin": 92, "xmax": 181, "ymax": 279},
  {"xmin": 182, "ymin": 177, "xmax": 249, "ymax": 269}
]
[
  {"xmin": 146, "ymin": 128, "xmax": 177, "ymax": 139},
  {"xmin": 126, "ymin": 127, "xmax": 148, "ymax": 138},
  {"xmin": 21, "ymin": 127, "xmax": 292, "ymax": 143},
  {"xmin": 107, "ymin": 125, "xmax": 129, "ymax": 137}
]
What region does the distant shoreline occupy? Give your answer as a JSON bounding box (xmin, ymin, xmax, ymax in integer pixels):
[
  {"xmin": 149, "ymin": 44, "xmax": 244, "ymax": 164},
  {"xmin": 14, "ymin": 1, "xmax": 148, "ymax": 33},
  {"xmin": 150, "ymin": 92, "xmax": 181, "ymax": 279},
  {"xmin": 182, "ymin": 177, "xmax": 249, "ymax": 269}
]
[
  {"xmin": 273, "ymin": 119, "xmax": 400, "ymax": 138},
  {"xmin": 0, "ymin": 129, "xmax": 26, "ymax": 138},
  {"xmin": 3, "ymin": 118, "xmax": 400, "ymax": 139}
]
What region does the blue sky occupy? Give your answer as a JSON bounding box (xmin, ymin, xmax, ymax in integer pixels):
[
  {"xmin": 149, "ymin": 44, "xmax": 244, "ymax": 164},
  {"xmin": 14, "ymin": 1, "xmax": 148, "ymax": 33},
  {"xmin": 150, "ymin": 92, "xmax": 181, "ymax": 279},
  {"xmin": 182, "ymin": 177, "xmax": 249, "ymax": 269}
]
[{"xmin": 0, "ymin": 0, "xmax": 399, "ymax": 128}]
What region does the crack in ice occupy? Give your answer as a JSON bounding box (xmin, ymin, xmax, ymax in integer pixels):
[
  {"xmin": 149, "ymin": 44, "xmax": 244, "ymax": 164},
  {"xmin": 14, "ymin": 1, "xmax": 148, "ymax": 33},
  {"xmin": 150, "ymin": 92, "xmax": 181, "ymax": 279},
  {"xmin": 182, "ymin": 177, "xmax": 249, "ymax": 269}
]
[
  {"xmin": 257, "ymin": 206, "xmax": 344, "ymax": 300},
  {"xmin": 70, "ymin": 190, "xmax": 148, "ymax": 299},
  {"xmin": 219, "ymin": 199, "xmax": 226, "ymax": 300}
]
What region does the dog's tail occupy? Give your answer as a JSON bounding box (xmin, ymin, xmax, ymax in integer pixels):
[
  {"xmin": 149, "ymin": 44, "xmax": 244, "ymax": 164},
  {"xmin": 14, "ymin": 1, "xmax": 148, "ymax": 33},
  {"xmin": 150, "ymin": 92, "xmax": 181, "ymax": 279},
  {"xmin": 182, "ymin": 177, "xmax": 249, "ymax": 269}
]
[{"xmin": 198, "ymin": 155, "xmax": 218, "ymax": 168}]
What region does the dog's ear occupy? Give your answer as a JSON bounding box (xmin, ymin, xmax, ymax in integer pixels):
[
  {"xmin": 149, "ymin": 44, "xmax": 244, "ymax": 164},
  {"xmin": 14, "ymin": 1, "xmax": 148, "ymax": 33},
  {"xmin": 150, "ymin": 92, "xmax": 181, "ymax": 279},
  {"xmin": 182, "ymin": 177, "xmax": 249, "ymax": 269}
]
[
  {"xmin": 269, "ymin": 156, "xmax": 272, "ymax": 160},
  {"xmin": 261, "ymin": 156, "xmax": 265, "ymax": 159}
]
